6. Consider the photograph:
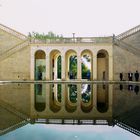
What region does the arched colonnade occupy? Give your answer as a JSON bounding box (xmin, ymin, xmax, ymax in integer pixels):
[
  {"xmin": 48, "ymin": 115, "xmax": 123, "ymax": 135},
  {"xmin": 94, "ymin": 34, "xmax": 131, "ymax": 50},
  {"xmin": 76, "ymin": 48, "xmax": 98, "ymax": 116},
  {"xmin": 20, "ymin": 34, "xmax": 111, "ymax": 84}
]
[{"xmin": 31, "ymin": 46, "xmax": 113, "ymax": 81}]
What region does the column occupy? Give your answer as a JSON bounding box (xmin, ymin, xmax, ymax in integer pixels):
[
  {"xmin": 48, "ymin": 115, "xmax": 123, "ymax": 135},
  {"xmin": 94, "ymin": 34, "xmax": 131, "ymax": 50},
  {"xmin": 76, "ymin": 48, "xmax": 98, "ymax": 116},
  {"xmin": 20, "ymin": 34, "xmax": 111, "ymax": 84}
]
[
  {"xmin": 45, "ymin": 52, "xmax": 50, "ymax": 80},
  {"xmin": 109, "ymin": 55, "xmax": 113, "ymax": 80},
  {"xmin": 77, "ymin": 54, "xmax": 81, "ymax": 80},
  {"xmin": 30, "ymin": 49, "xmax": 35, "ymax": 80},
  {"xmin": 61, "ymin": 52, "xmax": 66, "ymax": 80},
  {"xmin": 108, "ymin": 84, "xmax": 113, "ymax": 113},
  {"xmin": 61, "ymin": 84, "xmax": 66, "ymax": 111},
  {"xmin": 93, "ymin": 84, "xmax": 97, "ymax": 108},
  {"xmin": 93, "ymin": 54, "xmax": 97, "ymax": 80}
]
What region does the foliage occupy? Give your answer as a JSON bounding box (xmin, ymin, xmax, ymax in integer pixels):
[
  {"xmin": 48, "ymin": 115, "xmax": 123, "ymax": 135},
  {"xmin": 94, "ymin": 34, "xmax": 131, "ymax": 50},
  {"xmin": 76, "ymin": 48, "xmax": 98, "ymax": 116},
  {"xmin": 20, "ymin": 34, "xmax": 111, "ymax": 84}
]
[
  {"xmin": 28, "ymin": 31, "xmax": 63, "ymax": 40},
  {"xmin": 37, "ymin": 65, "xmax": 45, "ymax": 72}
]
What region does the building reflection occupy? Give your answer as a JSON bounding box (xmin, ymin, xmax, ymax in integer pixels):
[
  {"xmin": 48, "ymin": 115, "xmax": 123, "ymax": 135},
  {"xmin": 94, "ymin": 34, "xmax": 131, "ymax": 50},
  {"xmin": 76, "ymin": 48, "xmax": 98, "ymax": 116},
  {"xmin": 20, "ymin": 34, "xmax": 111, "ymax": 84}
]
[{"xmin": 0, "ymin": 83, "xmax": 140, "ymax": 136}]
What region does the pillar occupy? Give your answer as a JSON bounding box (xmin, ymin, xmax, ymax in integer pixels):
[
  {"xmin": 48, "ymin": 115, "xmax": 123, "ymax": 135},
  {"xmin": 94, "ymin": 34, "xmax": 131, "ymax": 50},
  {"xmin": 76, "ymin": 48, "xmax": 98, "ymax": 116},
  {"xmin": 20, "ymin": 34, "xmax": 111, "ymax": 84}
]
[
  {"xmin": 45, "ymin": 52, "xmax": 50, "ymax": 80},
  {"xmin": 77, "ymin": 54, "xmax": 81, "ymax": 80},
  {"xmin": 93, "ymin": 54, "xmax": 97, "ymax": 80},
  {"xmin": 93, "ymin": 84, "xmax": 97, "ymax": 108},
  {"xmin": 109, "ymin": 55, "xmax": 113, "ymax": 80},
  {"xmin": 61, "ymin": 53, "xmax": 66, "ymax": 80},
  {"xmin": 30, "ymin": 49, "xmax": 35, "ymax": 80}
]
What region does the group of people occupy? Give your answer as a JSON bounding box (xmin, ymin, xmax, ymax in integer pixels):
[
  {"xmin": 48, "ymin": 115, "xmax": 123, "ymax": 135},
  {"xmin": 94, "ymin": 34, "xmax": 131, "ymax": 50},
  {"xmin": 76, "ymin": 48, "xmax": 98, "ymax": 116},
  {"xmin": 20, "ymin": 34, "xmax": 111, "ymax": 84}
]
[{"xmin": 120, "ymin": 70, "xmax": 139, "ymax": 81}]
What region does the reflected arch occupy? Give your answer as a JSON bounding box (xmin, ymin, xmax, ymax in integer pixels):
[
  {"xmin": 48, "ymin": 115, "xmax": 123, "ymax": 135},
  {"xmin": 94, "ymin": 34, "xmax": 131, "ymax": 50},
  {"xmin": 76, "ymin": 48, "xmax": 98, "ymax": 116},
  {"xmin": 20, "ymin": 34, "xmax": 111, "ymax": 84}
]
[
  {"xmin": 81, "ymin": 50, "xmax": 93, "ymax": 80},
  {"xmin": 34, "ymin": 50, "xmax": 46, "ymax": 80},
  {"xmin": 97, "ymin": 84, "xmax": 108, "ymax": 113},
  {"xmin": 97, "ymin": 49, "xmax": 109, "ymax": 80},
  {"xmin": 66, "ymin": 50, "xmax": 77, "ymax": 80},
  {"xmin": 50, "ymin": 50, "xmax": 61, "ymax": 80}
]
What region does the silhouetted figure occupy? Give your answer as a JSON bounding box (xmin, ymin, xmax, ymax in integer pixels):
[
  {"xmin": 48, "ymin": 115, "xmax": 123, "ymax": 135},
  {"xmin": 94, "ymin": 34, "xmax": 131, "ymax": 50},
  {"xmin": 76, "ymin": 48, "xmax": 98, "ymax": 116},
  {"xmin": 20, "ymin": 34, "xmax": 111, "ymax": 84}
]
[
  {"xmin": 128, "ymin": 72, "xmax": 133, "ymax": 81},
  {"xmin": 135, "ymin": 70, "xmax": 139, "ymax": 81},
  {"xmin": 120, "ymin": 73, "xmax": 123, "ymax": 81},
  {"xmin": 120, "ymin": 84, "xmax": 123, "ymax": 90},
  {"xmin": 134, "ymin": 85, "xmax": 139, "ymax": 95}
]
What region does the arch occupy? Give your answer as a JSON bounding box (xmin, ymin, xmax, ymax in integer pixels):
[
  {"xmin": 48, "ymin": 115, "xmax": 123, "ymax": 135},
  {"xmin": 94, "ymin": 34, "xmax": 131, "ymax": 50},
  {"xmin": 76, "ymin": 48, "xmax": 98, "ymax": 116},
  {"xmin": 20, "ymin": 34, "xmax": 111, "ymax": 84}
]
[
  {"xmin": 81, "ymin": 50, "xmax": 93, "ymax": 80},
  {"xmin": 50, "ymin": 50, "xmax": 61, "ymax": 80},
  {"xmin": 34, "ymin": 50, "xmax": 46, "ymax": 80},
  {"xmin": 97, "ymin": 49, "xmax": 109, "ymax": 80},
  {"xmin": 97, "ymin": 84, "xmax": 108, "ymax": 113},
  {"xmin": 65, "ymin": 50, "xmax": 77, "ymax": 80},
  {"xmin": 34, "ymin": 84, "xmax": 46, "ymax": 112}
]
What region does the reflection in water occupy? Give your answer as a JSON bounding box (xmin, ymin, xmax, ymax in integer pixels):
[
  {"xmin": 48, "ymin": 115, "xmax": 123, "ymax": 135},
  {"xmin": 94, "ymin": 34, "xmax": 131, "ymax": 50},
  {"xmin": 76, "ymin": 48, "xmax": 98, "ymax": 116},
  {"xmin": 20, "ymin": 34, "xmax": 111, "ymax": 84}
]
[
  {"xmin": 68, "ymin": 84, "xmax": 77, "ymax": 103},
  {"xmin": 81, "ymin": 84, "xmax": 93, "ymax": 113},
  {"xmin": 81, "ymin": 84, "xmax": 91, "ymax": 103},
  {"xmin": 50, "ymin": 84, "xmax": 62, "ymax": 112},
  {"xmin": 97, "ymin": 84, "xmax": 108, "ymax": 113},
  {"xmin": 0, "ymin": 83, "xmax": 140, "ymax": 138},
  {"xmin": 35, "ymin": 84, "xmax": 46, "ymax": 112}
]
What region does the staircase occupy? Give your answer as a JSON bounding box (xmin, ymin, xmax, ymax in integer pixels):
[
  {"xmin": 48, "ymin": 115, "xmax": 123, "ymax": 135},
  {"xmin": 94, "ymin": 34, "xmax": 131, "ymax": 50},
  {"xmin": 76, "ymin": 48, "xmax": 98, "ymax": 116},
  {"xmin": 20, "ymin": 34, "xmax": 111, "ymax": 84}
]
[
  {"xmin": 113, "ymin": 37, "xmax": 140, "ymax": 56},
  {"xmin": 114, "ymin": 120, "xmax": 140, "ymax": 136},
  {"xmin": 0, "ymin": 23, "xmax": 29, "ymax": 61},
  {"xmin": 0, "ymin": 23, "xmax": 27, "ymax": 40},
  {"xmin": 116, "ymin": 24, "xmax": 140, "ymax": 40},
  {"xmin": 0, "ymin": 39, "xmax": 29, "ymax": 61}
]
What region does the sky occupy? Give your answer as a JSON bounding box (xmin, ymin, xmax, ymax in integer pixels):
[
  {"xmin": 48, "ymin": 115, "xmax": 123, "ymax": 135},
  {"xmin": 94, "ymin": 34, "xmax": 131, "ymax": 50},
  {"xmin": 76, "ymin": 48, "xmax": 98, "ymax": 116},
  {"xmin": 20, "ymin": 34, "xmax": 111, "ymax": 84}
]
[
  {"xmin": 0, "ymin": 124, "xmax": 140, "ymax": 140},
  {"xmin": 0, "ymin": 0, "xmax": 140, "ymax": 37}
]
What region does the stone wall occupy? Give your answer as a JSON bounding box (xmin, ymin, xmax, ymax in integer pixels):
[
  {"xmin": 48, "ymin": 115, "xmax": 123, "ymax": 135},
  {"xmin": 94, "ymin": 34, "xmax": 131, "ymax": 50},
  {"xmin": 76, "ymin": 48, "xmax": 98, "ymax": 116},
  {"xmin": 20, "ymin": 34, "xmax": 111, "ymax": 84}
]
[
  {"xmin": 0, "ymin": 45, "xmax": 30, "ymax": 80},
  {"xmin": 113, "ymin": 45, "xmax": 140, "ymax": 81},
  {"xmin": 0, "ymin": 84, "xmax": 30, "ymax": 115}
]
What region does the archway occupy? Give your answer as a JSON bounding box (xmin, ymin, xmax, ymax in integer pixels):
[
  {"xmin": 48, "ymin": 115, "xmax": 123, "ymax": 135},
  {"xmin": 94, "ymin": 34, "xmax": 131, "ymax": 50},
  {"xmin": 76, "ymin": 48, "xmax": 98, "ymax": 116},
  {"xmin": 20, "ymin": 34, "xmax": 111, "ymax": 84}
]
[
  {"xmin": 35, "ymin": 50, "xmax": 46, "ymax": 80},
  {"xmin": 81, "ymin": 50, "xmax": 93, "ymax": 80},
  {"xmin": 66, "ymin": 50, "xmax": 77, "ymax": 80},
  {"xmin": 97, "ymin": 50, "xmax": 109, "ymax": 80},
  {"xmin": 50, "ymin": 50, "xmax": 61, "ymax": 80}
]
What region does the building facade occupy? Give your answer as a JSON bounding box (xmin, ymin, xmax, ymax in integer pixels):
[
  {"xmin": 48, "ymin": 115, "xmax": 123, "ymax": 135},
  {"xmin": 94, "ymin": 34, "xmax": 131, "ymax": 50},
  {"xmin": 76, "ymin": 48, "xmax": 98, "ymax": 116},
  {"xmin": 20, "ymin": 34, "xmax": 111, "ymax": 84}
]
[{"xmin": 0, "ymin": 23, "xmax": 140, "ymax": 81}]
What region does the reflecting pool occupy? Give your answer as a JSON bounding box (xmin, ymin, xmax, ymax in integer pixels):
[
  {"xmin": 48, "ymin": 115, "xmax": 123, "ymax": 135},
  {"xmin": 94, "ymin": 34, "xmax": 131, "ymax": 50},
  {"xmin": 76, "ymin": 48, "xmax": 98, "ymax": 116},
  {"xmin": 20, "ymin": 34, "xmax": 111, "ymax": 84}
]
[{"xmin": 0, "ymin": 83, "xmax": 140, "ymax": 140}]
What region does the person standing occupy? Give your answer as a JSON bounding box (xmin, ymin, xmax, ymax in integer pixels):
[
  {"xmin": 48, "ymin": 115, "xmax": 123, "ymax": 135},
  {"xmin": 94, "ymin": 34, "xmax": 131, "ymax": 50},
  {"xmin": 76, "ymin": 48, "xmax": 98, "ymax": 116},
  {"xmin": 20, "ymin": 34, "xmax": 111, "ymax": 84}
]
[
  {"xmin": 128, "ymin": 72, "xmax": 133, "ymax": 81},
  {"xmin": 135, "ymin": 70, "xmax": 139, "ymax": 81},
  {"xmin": 120, "ymin": 73, "xmax": 123, "ymax": 81}
]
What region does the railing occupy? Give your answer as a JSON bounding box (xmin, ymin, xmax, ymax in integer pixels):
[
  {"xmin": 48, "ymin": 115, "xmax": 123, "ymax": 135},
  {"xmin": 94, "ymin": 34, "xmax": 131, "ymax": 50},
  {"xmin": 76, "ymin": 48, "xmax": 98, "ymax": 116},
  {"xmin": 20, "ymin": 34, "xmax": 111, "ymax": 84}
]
[
  {"xmin": 0, "ymin": 23, "xmax": 27, "ymax": 40},
  {"xmin": 0, "ymin": 40, "xmax": 29, "ymax": 61},
  {"xmin": 30, "ymin": 37, "xmax": 112, "ymax": 44},
  {"xmin": 34, "ymin": 119, "xmax": 110, "ymax": 125},
  {"xmin": 115, "ymin": 120, "xmax": 140, "ymax": 136},
  {"xmin": 117, "ymin": 24, "xmax": 140, "ymax": 40}
]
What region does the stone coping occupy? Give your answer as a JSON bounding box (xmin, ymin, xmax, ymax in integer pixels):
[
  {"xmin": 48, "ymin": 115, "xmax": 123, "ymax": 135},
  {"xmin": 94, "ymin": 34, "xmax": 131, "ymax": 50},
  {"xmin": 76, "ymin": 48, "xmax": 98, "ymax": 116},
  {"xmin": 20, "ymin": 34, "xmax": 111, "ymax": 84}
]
[{"xmin": 0, "ymin": 80, "xmax": 140, "ymax": 84}]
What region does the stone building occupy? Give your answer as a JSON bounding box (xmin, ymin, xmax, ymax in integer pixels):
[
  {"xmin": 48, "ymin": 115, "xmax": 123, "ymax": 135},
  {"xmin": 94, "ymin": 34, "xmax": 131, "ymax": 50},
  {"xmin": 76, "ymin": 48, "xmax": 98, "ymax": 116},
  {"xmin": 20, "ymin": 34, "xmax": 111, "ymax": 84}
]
[{"xmin": 0, "ymin": 23, "xmax": 140, "ymax": 81}]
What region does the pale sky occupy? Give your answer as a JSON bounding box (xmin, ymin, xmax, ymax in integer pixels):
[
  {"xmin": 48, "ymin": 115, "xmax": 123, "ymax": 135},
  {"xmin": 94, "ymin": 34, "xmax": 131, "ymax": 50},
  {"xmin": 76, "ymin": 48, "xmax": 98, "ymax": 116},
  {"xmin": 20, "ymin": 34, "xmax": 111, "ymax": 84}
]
[{"xmin": 0, "ymin": 0, "xmax": 140, "ymax": 37}]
